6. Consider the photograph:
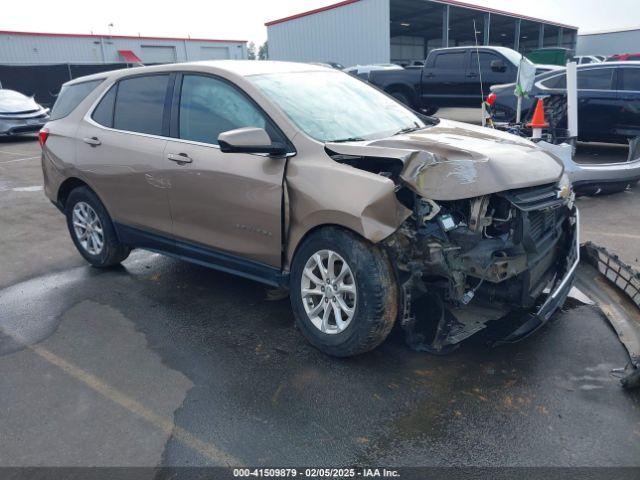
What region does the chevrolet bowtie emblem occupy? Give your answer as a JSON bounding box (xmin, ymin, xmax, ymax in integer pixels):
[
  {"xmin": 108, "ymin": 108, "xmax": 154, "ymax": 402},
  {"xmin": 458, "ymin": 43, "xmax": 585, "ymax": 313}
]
[{"xmin": 557, "ymin": 185, "xmax": 571, "ymax": 199}]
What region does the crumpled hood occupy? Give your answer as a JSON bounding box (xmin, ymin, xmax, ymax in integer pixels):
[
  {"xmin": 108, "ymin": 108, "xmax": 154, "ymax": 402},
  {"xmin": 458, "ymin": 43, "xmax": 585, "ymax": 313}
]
[
  {"xmin": 326, "ymin": 119, "xmax": 563, "ymax": 200},
  {"xmin": 0, "ymin": 90, "xmax": 41, "ymax": 114}
]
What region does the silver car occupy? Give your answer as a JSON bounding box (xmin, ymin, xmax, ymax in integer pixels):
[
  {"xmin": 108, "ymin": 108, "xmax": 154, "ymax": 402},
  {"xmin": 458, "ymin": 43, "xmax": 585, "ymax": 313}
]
[{"xmin": 0, "ymin": 88, "xmax": 50, "ymax": 136}]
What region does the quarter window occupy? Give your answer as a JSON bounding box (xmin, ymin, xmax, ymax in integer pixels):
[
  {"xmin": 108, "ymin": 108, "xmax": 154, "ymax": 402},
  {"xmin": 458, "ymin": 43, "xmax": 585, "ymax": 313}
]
[
  {"xmin": 178, "ymin": 75, "xmax": 266, "ymax": 145},
  {"xmin": 113, "ymin": 74, "xmax": 170, "ymax": 135},
  {"xmin": 50, "ymin": 79, "xmax": 103, "ymax": 121},
  {"xmin": 620, "ymin": 68, "xmax": 640, "ymax": 91}
]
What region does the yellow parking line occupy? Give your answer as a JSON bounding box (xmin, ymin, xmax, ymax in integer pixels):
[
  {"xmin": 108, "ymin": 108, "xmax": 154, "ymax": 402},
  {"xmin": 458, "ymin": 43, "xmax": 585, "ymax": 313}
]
[{"xmin": 30, "ymin": 343, "xmax": 243, "ymax": 467}]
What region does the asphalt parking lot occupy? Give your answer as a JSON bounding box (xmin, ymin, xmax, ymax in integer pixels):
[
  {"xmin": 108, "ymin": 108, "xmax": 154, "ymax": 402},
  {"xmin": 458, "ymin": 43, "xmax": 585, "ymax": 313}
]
[{"xmin": 0, "ymin": 135, "xmax": 639, "ymax": 467}]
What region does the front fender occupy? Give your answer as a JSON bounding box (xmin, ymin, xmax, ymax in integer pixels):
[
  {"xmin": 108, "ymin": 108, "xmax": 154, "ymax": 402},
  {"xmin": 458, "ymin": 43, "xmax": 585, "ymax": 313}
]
[{"xmin": 284, "ymin": 159, "xmax": 411, "ymax": 269}]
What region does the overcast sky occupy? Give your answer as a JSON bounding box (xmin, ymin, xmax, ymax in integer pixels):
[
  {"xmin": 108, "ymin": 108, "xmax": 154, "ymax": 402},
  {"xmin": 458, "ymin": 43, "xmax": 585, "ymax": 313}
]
[{"xmin": 2, "ymin": 0, "xmax": 639, "ymax": 45}]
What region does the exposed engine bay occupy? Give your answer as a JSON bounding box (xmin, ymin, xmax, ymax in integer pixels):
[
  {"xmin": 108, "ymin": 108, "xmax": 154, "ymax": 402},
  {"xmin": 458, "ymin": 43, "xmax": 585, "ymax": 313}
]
[{"xmin": 330, "ymin": 149, "xmax": 579, "ymax": 353}]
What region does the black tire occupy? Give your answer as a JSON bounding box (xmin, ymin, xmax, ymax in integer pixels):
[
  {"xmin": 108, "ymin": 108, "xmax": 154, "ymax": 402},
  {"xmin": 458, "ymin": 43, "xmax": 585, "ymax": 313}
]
[
  {"xmin": 289, "ymin": 227, "xmax": 398, "ymax": 357},
  {"xmin": 422, "ymin": 105, "xmax": 439, "ymax": 116},
  {"xmin": 390, "ymin": 91, "xmax": 413, "ymax": 108},
  {"xmin": 65, "ymin": 186, "xmax": 131, "ymax": 267}
]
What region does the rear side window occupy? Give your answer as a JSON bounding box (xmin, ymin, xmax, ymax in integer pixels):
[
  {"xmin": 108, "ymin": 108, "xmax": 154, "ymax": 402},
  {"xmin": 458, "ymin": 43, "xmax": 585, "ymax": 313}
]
[
  {"xmin": 50, "ymin": 79, "xmax": 102, "ymax": 121},
  {"xmin": 434, "ymin": 52, "xmax": 465, "ymax": 69},
  {"xmin": 92, "ymin": 85, "xmax": 117, "ymax": 127},
  {"xmin": 113, "ymin": 74, "xmax": 170, "ymax": 135},
  {"xmin": 620, "ymin": 68, "xmax": 640, "ymax": 91},
  {"xmin": 178, "ymin": 74, "xmax": 266, "ymax": 145},
  {"xmin": 541, "ymin": 74, "xmax": 566, "ymax": 89},
  {"xmin": 578, "ymin": 69, "xmax": 614, "ymax": 90}
]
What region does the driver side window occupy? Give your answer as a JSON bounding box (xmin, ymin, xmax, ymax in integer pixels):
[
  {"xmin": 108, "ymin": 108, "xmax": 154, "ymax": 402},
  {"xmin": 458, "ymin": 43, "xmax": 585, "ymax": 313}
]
[{"xmin": 179, "ymin": 74, "xmax": 267, "ymax": 145}]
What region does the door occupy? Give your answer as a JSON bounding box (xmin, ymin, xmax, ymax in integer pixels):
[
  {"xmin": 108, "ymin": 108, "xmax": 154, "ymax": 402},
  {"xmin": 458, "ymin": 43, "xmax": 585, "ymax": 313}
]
[
  {"xmin": 467, "ymin": 51, "xmax": 515, "ymax": 105},
  {"xmin": 421, "ymin": 50, "xmax": 468, "ymax": 108},
  {"xmin": 576, "ymin": 67, "xmax": 619, "ymax": 142},
  {"xmin": 140, "ymin": 46, "xmax": 177, "ymax": 64},
  {"xmin": 164, "ymin": 73, "xmax": 288, "ymax": 268},
  {"xmin": 200, "ymin": 46, "xmax": 230, "ymax": 60},
  {"xmin": 616, "ymin": 66, "xmax": 640, "ymax": 140},
  {"xmin": 76, "ymin": 73, "xmax": 174, "ymax": 236}
]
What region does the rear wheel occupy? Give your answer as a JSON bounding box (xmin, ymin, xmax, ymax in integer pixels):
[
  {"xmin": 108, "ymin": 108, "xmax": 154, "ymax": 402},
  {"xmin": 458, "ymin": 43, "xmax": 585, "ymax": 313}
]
[
  {"xmin": 290, "ymin": 227, "xmax": 398, "ymax": 357},
  {"xmin": 390, "ymin": 91, "xmax": 413, "ymax": 108},
  {"xmin": 65, "ymin": 187, "xmax": 131, "ymax": 267},
  {"xmin": 422, "ymin": 105, "xmax": 439, "ymax": 116}
]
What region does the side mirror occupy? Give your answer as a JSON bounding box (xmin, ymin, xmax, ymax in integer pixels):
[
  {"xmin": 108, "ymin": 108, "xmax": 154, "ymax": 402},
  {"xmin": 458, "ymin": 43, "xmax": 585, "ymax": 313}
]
[
  {"xmin": 490, "ymin": 59, "xmax": 507, "ymax": 73},
  {"xmin": 218, "ymin": 127, "xmax": 288, "ymax": 156}
]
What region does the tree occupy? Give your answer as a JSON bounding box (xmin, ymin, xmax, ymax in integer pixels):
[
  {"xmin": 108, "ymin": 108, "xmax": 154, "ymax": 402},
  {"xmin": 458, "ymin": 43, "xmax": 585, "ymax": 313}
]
[
  {"xmin": 247, "ymin": 42, "xmax": 256, "ymax": 60},
  {"xmin": 258, "ymin": 41, "xmax": 269, "ymax": 61}
]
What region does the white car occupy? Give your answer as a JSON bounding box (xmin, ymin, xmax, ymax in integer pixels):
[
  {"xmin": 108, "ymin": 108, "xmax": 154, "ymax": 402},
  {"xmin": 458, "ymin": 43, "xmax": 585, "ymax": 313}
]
[
  {"xmin": 343, "ymin": 63, "xmax": 403, "ymax": 81},
  {"xmin": 573, "ymin": 55, "xmax": 602, "ymax": 65},
  {"xmin": 0, "ymin": 89, "xmax": 50, "ymax": 136}
]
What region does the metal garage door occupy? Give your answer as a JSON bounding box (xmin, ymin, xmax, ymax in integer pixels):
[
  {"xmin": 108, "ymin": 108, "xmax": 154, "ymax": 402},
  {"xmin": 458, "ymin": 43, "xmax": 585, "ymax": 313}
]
[
  {"xmin": 140, "ymin": 46, "xmax": 177, "ymax": 64},
  {"xmin": 200, "ymin": 46, "xmax": 230, "ymax": 60}
]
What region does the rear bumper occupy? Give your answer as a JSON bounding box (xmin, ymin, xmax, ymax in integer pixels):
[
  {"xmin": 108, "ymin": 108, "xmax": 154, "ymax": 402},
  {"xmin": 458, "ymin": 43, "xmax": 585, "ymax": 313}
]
[
  {"xmin": 569, "ymin": 160, "xmax": 640, "ymax": 190},
  {"xmin": 496, "ymin": 208, "xmax": 580, "ymax": 344}
]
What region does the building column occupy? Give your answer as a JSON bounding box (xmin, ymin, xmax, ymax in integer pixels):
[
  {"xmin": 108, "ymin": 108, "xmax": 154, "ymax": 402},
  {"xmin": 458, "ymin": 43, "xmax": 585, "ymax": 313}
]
[
  {"xmin": 538, "ymin": 24, "xmax": 545, "ymax": 48},
  {"xmin": 558, "ymin": 27, "xmax": 564, "ymax": 46},
  {"xmin": 442, "ymin": 5, "xmax": 449, "ymax": 48},
  {"xmin": 99, "ymin": 37, "xmax": 106, "ymax": 64},
  {"xmin": 514, "ymin": 18, "xmax": 521, "ymax": 51},
  {"xmin": 484, "ymin": 13, "xmax": 490, "ymax": 45}
]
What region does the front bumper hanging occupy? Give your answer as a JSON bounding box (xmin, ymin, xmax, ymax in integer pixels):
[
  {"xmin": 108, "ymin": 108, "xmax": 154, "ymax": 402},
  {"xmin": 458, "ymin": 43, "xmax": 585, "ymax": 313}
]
[{"xmin": 496, "ymin": 209, "xmax": 580, "ymax": 344}]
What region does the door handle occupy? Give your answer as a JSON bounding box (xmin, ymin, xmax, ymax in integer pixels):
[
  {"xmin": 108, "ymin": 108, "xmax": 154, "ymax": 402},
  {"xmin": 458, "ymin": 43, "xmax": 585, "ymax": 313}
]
[
  {"xmin": 466, "ymin": 72, "xmax": 478, "ymax": 77},
  {"xmin": 423, "ymin": 72, "xmax": 435, "ymax": 78},
  {"xmin": 167, "ymin": 152, "xmax": 193, "ymax": 164},
  {"xmin": 83, "ymin": 136, "xmax": 101, "ymax": 147}
]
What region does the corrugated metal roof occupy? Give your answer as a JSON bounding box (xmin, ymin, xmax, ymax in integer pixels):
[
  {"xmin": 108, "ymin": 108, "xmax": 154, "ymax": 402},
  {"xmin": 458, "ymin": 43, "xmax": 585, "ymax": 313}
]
[
  {"xmin": 0, "ymin": 30, "xmax": 247, "ymax": 43},
  {"xmin": 265, "ymin": 0, "xmax": 578, "ymax": 30},
  {"xmin": 579, "ymin": 26, "xmax": 640, "ymax": 36}
]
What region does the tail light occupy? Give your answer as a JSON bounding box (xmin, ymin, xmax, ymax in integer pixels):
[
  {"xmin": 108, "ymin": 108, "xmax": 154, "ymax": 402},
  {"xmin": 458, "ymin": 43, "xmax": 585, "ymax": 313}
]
[
  {"xmin": 38, "ymin": 128, "xmax": 49, "ymax": 148},
  {"xmin": 485, "ymin": 93, "xmax": 497, "ymax": 106}
]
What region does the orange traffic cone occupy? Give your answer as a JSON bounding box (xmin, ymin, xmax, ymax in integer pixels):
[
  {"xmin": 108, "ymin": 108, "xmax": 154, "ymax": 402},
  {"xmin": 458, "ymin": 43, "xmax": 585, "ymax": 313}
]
[{"xmin": 527, "ymin": 98, "xmax": 549, "ymax": 129}]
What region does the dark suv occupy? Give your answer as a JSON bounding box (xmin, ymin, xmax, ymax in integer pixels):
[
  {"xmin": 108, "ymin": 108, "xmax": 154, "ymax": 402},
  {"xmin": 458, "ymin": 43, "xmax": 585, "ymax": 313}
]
[{"xmin": 490, "ymin": 62, "xmax": 640, "ymax": 143}]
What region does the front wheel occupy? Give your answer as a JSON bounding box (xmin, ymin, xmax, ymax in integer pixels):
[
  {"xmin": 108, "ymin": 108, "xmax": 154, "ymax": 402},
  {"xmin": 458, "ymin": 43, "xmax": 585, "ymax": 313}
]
[{"xmin": 289, "ymin": 228, "xmax": 398, "ymax": 357}]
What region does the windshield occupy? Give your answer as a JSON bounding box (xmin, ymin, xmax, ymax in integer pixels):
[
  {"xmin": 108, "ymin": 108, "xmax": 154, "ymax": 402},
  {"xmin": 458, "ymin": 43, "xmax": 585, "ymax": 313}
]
[{"xmin": 249, "ymin": 71, "xmax": 426, "ymax": 142}]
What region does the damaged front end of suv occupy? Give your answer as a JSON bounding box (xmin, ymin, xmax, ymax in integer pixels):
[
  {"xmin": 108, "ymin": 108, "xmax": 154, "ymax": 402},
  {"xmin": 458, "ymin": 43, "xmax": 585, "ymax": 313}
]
[{"xmin": 327, "ymin": 124, "xmax": 579, "ymax": 353}]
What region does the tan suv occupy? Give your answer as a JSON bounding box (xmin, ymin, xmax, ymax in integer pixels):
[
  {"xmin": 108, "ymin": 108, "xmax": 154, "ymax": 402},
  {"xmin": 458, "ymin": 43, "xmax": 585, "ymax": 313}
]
[{"xmin": 41, "ymin": 61, "xmax": 579, "ymax": 357}]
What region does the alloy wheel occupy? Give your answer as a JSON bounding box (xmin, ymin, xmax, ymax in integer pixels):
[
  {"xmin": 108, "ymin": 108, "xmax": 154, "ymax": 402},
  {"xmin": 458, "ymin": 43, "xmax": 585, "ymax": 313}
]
[
  {"xmin": 300, "ymin": 249, "xmax": 357, "ymax": 334},
  {"xmin": 72, "ymin": 201, "xmax": 104, "ymax": 255}
]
